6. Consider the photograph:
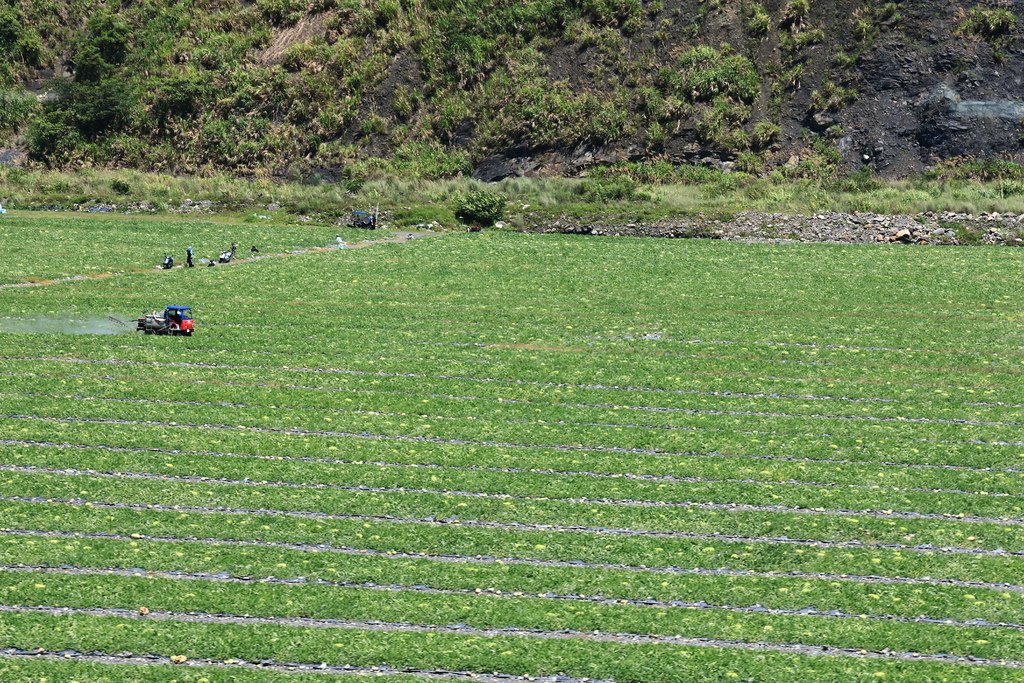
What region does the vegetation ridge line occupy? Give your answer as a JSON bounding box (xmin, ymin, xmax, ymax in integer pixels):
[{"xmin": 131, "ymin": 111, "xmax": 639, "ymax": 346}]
[
  {"xmin": 1, "ymin": 497, "xmax": 1017, "ymax": 558},
  {"xmin": 14, "ymin": 389, "xmax": 1019, "ymax": 429},
  {"xmin": 4, "ymin": 355, "xmax": 1017, "ymax": 397},
  {"xmin": 7, "ymin": 564, "xmax": 1024, "ymax": 631},
  {"xmin": 4, "ymin": 413, "xmax": 1019, "ymax": 465},
  {"xmin": 0, "ymin": 368, "xmax": 908, "ymax": 407},
  {"xmin": 0, "ymin": 605, "xmax": 1020, "ymax": 668},
  {"xmin": 5, "ymin": 426, "xmax": 1022, "ymax": 479},
  {"xmin": 5, "ymin": 464, "xmax": 1023, "ymax": 527},
  {"xmin": 3, "ymin": 528, "xmax": 1019, "ymax": 592},
  {"xmin": 4, "ymin": 438, "xmax": 1020, "ymax": 500},
  {"xmin": 0, "ymin": 648, "xmax": 594, "ymax": 683}
]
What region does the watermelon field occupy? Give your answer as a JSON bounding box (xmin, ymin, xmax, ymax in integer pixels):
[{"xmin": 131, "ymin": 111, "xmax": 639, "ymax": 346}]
[{"xmin": 0, "ymin": 211, "xmax": 1023, "ymax": 682}]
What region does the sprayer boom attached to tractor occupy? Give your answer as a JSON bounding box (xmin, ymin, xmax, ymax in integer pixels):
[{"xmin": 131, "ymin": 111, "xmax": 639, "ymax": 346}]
[{"xmin": 137, "ymin": 306, "xmax": 194, "ymax": 336}]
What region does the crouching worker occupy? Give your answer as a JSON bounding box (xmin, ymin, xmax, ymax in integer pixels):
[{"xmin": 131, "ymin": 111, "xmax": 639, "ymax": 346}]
[{"xmin": 162, "ymin": 254, "xmax": 174, "ymax": 269}]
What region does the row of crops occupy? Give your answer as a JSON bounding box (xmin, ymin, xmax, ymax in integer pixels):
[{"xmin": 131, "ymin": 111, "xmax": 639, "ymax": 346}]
[{"xmin": 0, "ymin": 213, "xmax": 1022, "ymax": 681}]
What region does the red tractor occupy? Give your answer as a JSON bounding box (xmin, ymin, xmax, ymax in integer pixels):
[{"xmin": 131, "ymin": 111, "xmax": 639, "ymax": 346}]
[{"xmin": 137, "ymin": 305, "xmax": 195, "ymax": 336}]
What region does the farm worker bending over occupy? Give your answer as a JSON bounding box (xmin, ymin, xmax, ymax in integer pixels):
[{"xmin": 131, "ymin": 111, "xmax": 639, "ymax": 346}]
[{"xmin": 336, "ymin": 234, "xmax": 346, "ymax": 249}]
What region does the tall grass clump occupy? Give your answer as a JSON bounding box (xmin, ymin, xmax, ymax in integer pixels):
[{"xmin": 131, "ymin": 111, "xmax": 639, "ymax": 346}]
[{"xmin": 957, "ymin": 6, "xmax": 1017, "ymax": 58}]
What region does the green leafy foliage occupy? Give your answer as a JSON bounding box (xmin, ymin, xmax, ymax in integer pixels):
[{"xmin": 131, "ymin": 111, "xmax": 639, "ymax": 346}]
[
  {"xmin": 25, "ymin": 110, "xmax": 83, "ymax": 163},
  {"xmin": 810, "ymin": 79, "xmax": 858, "ymax": 113},
  {"xmin": 0, "ymin": 0, "xmax": 1017, "ymax": 178},
  {"xmin": 453, "ymin": 187, "xmax": 506, "ymax": 225},
  {"xmin": 257, "ymin": 0, "xmax": 307, "ymax": 25},
  {"xmin": 0, "ymin": 4, "xmax": 43, "ymax": 83},
  {"xmin": 780, "ymin": 0, "xmax": 811, "ymax": 30},
  {"xmin": 0, "ymin": 88, "xmax": 37, "ymax": 132},
  {"xmin": 150, "ymin": 71, "xmax": 212, "ymax": 129},
  {"xmin": 958, "ymin": 6, "xmax": 1017, "ymax": 58},
  {"xmin": 928, "ymin": 157, "xmax": 1024, "ymax": 182},
  {"xmin": 751, "ymin": 121, "xmax": 780, "ymax": 150},
  {"xmin": 578, "ymin": 175, "xmax": 650, "ymax": 202},
  {"xmin": 670, "ymin": 45, "xmax": 760, "ymax": 104},
  {"xmin": 745, "ymin": 2, "xmax": 771, "ymax": 36},
  {"xmin": 959, "ymin": 6, "xmax": 1017, "ymax": 39}
]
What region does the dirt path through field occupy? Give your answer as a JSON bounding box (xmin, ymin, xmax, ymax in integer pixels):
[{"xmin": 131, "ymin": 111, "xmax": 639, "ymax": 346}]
[{"xmin": 0, "ymin": 231, "xmax": 441, "ymax": 291}]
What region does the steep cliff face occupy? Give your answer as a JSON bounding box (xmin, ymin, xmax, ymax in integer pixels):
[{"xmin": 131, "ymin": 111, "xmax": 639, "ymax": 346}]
[
  {"xmin": 835, "ymin": 2, "xmax": 1024, "ymax": 176},
  {"xmin": 1, "ymin": 0, "xmax": 1022, "ymax": 178}
]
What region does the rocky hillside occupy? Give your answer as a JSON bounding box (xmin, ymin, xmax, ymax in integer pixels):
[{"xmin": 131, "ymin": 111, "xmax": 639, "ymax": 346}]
[{"xmin": 1, "ymin": 0, "xmax": 1022, "ymax": 180}]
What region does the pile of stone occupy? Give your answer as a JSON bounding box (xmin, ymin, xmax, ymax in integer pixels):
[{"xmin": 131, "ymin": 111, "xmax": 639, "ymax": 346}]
[
  {"xmin": 534, "ymin": 211, "xmax": 1024, "ymax": 247},
  {"xmin": 172, "ymin": 199, "xmax": 214, "ymax": 214}
]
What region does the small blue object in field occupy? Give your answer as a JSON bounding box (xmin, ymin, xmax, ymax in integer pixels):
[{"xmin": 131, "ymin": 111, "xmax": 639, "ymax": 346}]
[{"xmin": 0, "ymin": 203, "xmax": 6, "ymax": 215}]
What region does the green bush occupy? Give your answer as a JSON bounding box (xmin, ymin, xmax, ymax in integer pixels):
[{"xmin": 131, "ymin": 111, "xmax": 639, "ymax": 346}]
[
  {"xmin": 957, "ymin": 7, "xmax": 1017, "ymax": 57},
  {"xmin": 696, "ymin": 95, "xmax": 753, "ymax": 150},
  {"xmin": 582, "ymin": 0, "xmax": 643, "ymax": 31},
  {"xmin": 781, "ymin": 0, "xmax": 811, "ymax": 30},
  {"xmin": 257, "ymin": 0, "xmax": 306, "ymax": 25},
  {"xmin": 928, "ymin": 158, "xmax": 1024, "ymax": 182},
  {"xmin": 97, "ymin": 16, "xmax": 130, "ymax": 63},
  {"xmin": 477, "ymin": 57, "xmax": 634, "ymax": 149},
  {"xmin": 0, "ymin": 89, "xmax": 37, "ymax": 132},
  {"xmin": 672, "ymin": 46, "xmax": 760, "ymax": 104},
  {"xmin": 71, "ymin": 43, "xmax": 113, "ymax": 83},
  {"xmin": 735, "ymin": 150, "xmax": 765, "ymax": 174},
  {"xmin": 958, "ymin": 7, "xmax": 1016, "ymax": 39},
  {"xmin": 26, "ymin": 111, "xmax": 84, "ymax": 164},
  {"xmin": 646, "ymin": 121, "xmax": 667, "ymax": 150},
  {"xmin": 745, "ymin": 3, "xmax": 771, "ymax": 36},
  {"xmin": 783, "ymin": 137, "xmax": 840, "ymax": 180},
  {"xmin": 810, "ymin": 79, "xmax": 858, "ymax": 112},
  {"xmin": 453, "ymin": 188, "xmax": 507, "ymax": 225},
  {"xmin": 199, "ymin": 116, "xmax": 275, "ymax": 169},
  {"xmin": 0, "ymin": 6, "xmax": 43, "ymax": 73},
  {"xmin": 579, "ymin": 175, "xmax": 650, "ymax": 202},
  {"xmin": 151, "ymin": 72, "xmax": 212, "ymax": 128},
  {"xmin": 874, "ymin": 3, "xmax": 900, "ymax": 23},
  {"xmin": 592, "ymin": 160, "xmax": 677, "ymax": 184},
  {"xmin": 781, "ymin": 27, "xmax": 824, "ymax": 51},
  {"xmin": 76, "ymin": 10, "xmax": 131, "ymax": 68},
  {"xmin": 751, "ymin": 121, "xmax": 780, "ymax": 150},
  {"xmin": 388, "ymin": 142, "xmax": 471, "ymax": 179},
  {"xmin": 60, "ymin": 78, "xmax": 138, "ymax": 137}
]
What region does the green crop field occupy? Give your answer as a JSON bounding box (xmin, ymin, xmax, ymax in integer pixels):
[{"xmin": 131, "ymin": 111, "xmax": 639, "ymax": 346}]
[{"xmin": 0, "ymin": 212, "xmax": 1023, "ymax": 682}]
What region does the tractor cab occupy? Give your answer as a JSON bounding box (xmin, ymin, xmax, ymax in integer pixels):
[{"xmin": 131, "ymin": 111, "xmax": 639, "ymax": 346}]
[
  {"xmin": 165, "ymin": 306, "xmax": 194, "ymax": 333},
  {"xmin": 137, "ymin": 305, "xmax": 194, "ymax": 336}
]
